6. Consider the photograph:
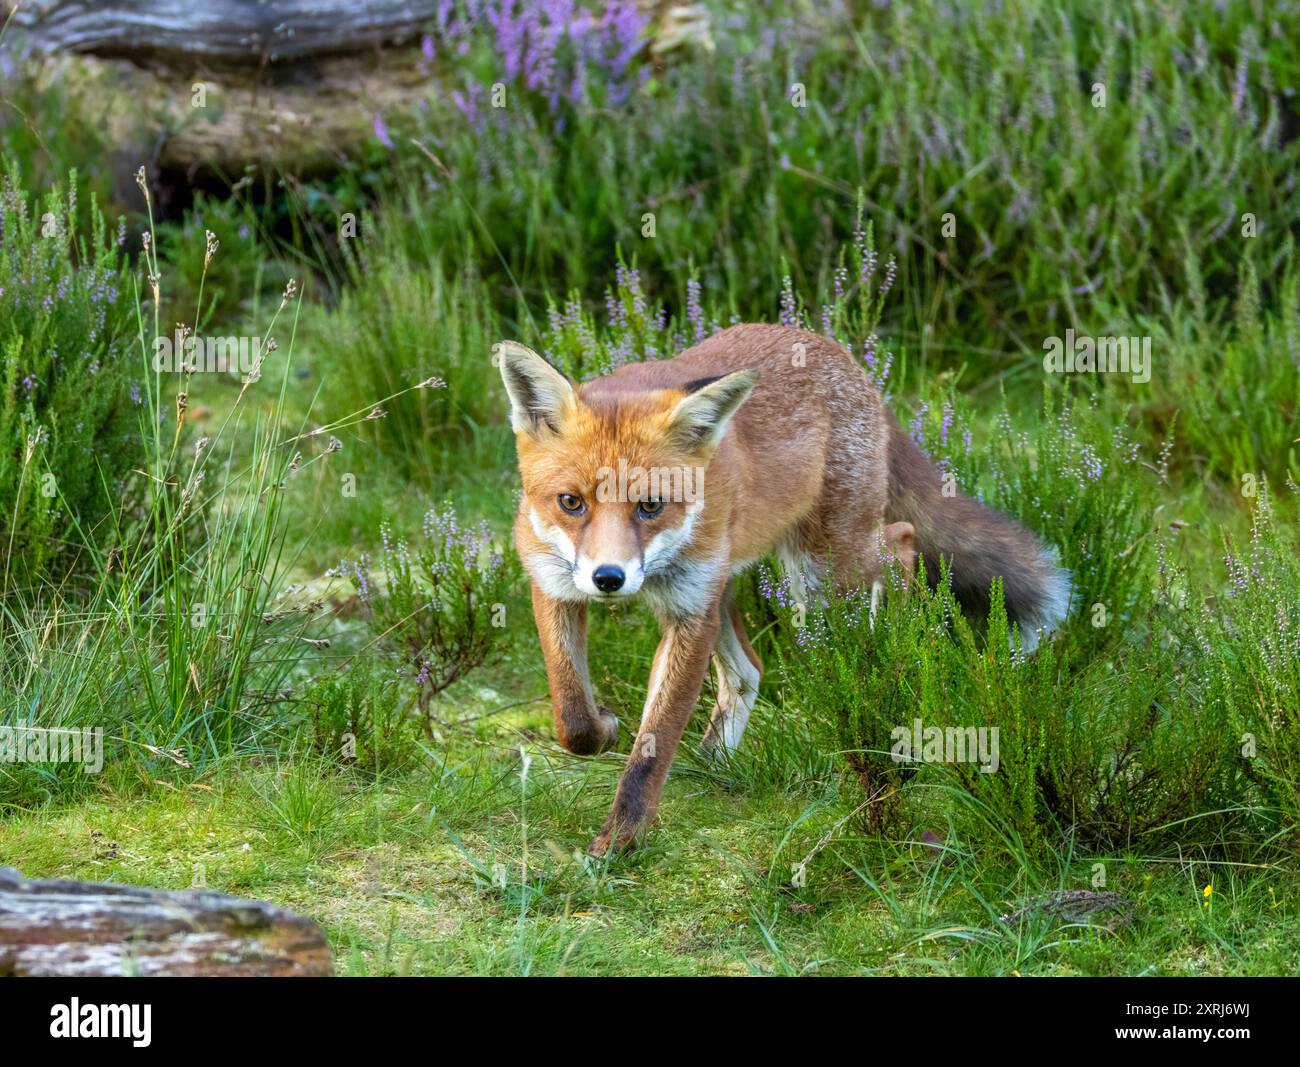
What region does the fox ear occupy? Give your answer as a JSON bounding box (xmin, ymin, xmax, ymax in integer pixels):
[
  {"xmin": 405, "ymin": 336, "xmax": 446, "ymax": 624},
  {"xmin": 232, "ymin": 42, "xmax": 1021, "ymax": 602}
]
[
  {"xmin": 495, "ymin": 341, "xmax": 576, "ymax": 436},
  {"xmin": 665, "ymin": 369, "xmax": 758, "ymax": 451}
]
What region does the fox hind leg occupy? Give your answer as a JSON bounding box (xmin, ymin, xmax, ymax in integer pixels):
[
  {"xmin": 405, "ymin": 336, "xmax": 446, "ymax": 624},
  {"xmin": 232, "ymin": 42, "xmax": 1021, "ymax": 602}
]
[
  {"xmin": 701, "ymin": 585, "xmax": 763, "ymax": 755},
  {"xmin": 818, "ymin": 519, "xmax": 917, "ymax": 623},
  {"xmin": 868, "ymin": 521, "xmax": 916, "ymax": 624}
]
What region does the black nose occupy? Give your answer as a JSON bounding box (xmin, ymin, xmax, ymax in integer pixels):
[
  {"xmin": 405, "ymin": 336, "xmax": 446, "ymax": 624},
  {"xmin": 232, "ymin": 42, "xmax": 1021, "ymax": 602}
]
[{"xmin": 592, "ymin": 565, "xmax": 625, "ymax": 593}]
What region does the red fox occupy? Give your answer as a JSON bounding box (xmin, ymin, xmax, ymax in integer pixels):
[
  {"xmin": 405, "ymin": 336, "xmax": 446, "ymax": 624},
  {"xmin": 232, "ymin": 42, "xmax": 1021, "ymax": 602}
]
[{"xmin": 497, "ymin": 323, "xmax": 1070, "ymax": 854}]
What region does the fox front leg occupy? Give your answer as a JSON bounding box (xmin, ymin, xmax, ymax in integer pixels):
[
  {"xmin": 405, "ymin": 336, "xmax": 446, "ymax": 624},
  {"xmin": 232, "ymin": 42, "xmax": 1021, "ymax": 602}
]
[
  {"xmin": 588, "ymin": 605, "xmax": 721, "ymax": 855},
  {"xmin": 530, "ymin": 583, "xmax": 619, "ymax": 755}
]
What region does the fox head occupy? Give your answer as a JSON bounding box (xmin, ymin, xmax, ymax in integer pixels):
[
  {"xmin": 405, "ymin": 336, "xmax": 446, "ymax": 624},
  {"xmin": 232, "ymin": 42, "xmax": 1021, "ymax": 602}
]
[{"xmin": 497, "ymin": 341, "xmax": 757, "ymax": 601}]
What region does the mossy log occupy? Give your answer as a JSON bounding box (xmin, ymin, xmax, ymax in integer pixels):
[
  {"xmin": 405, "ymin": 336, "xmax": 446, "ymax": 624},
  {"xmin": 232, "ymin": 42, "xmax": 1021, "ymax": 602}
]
[{"xmin": 0, "ymin": 867, "xmax": 333, "ymax": 976}]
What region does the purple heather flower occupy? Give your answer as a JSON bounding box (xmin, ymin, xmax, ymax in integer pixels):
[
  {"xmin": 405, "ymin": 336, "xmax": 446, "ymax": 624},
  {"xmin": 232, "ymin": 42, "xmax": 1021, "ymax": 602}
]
[
  {"xmin": 908, "ymin": 402, "xmax": 929, "ymax": 446},
  {"xmin": 879, "ymin": 257, "xmax": 897, "ymax": 296},
  {"xmin": 779, "ymin": 276, "xmax": 799, "ymax": 328},
  {"xmin": 452, "ymin": 87, "xmax": 484, "ymax": 129},
  {"xmin": 686, "ymin": 278, "xmax": 706, "ymax": 343},
  {"xmin": 861, "ymin": 334, "xmax": 877, "ymax": 368},
  {"xmin": 757, "ymin": 563, "xmax": 795, "ymax": 610},
  {"xmin": 372, "ymin": 112, "xmax": 395, "ymax": 149},
  {"xmin": 1233, "ymin": 42, "xmax": 1250, "ymax": 113}
]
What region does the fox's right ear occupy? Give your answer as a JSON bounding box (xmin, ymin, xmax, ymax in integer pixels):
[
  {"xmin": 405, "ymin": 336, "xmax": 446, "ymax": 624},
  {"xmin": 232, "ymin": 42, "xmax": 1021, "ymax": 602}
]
[{"xmin": 494, "ymin": 341, "xmax": 577, "ymax": 437}]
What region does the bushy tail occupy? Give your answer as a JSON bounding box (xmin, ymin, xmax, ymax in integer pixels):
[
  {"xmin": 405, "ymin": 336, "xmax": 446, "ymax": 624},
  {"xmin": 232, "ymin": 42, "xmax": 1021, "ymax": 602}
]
[{"xmin": 885, "ymin": 417, "xmax": 1071, "ymax": 648}]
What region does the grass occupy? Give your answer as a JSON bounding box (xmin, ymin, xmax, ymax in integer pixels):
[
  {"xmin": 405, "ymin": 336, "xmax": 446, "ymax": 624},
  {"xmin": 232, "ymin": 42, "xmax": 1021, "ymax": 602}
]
[
  {"xmin": 1, "ymin": 0, "xmax": 1298, "ymax": 976},
  {"xmin": 3, "ymin": 712, "xmax": 1297, "ymax": 976}
]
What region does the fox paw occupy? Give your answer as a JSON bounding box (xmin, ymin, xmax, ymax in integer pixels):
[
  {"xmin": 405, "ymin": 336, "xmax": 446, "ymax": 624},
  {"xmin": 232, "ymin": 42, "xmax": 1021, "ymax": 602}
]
[
  {"xmin": 586, "ymin": 822, "xmax": 641, "ymax": 857},
  {"xmin": 558, "ymin": 706, "xmax": 619, "ymax": 755},
  {"xmin": 586, "ymin": 802, "xmax": 646, "ymax": 855},
  {"xmin": 595, "ymin": 706, "xmax": 620, "ymax": 752}
]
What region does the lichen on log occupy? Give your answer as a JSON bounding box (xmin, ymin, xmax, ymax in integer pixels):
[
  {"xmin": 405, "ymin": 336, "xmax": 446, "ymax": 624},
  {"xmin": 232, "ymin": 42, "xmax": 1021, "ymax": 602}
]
[{"xmin": 0, "ymin": 867, "xmax": 333, "ymax": 977}]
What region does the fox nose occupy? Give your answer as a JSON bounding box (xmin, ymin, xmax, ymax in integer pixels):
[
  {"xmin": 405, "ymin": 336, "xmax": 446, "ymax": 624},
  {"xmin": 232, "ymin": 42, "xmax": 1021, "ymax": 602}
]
[{"xmin": 592, "ymin": 565, "xmax": 625, "ymax": 593}]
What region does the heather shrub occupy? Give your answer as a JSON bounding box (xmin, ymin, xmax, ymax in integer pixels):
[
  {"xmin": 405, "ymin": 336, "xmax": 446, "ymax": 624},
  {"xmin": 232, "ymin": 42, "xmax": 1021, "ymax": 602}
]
[
  {"xmin": 541, "ymin": 203, "xmax": 900, "ymax": 383},
  {"xmin": 767, "ymin": 394, "xmax": 1279, "ymax": 854},
  {"xmin": 772, "ymin": 558, "xmax": 1252, "ymax": 853},
  {"xmin": 906, "ymin": 390, "xmax": 1156, "ymax": 650},
  {"xmin": 0, "ymin": 182, "xmax": 323, "ymax": 806},
  {"xmin": 542, "ymin": 260, "xmax": 683, "ymax": 380},
  {"xmin": 0, "ymin": 168, "xmax": 138, "ymax": 580},
  {"xmin": 433, "ymin": 0, "xmax": 650, "ymax": 118},
  {"xmin": 1198, "ymin": 486, "xmax": 1300, "ymax": 831},
  {"xmin": 303, "ymin": 657, "xmax": 419, "ymax": 773},
  {"xmin": 1137, "ymin": 254, "xmax": 1300, "ymax": 493},
  {"xmin": 332, "ymin": 503, "xmax": 520, "ymax": 721},
  {"xmin": 341, "ymin": 0, "xmax": 1300, "ymax": 367}
]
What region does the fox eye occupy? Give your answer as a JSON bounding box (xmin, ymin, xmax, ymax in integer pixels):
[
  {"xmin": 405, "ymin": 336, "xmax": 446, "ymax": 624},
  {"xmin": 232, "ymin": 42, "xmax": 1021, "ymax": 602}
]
[
  {"xmin": 636, "ymin": 498, "xmax": 664, "ymax": 519},
  {"xmin": 557, "ymin": 493, "xmax": 585, "ymax": 515}
]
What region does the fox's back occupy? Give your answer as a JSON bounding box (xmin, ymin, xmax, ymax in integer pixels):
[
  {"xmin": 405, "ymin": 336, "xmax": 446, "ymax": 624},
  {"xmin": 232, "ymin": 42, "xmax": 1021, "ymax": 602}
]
[
  {"xmin": 580, "ymin": 322, "xmax": 888, "ymax": 473},
  {"xmin": 575, "ymin": 323, "xmax": 893, "ymax": 561}
]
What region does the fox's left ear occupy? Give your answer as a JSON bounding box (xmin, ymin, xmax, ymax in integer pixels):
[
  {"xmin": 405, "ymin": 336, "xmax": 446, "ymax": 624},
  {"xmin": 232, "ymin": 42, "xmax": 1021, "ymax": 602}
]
[
  {"xmin": 665, "ymin": 369, "xmax": 759, "ymax": 451},
  {"xmin": 495, "ymin": 341, "xmax": 577, "ymax": 437}
]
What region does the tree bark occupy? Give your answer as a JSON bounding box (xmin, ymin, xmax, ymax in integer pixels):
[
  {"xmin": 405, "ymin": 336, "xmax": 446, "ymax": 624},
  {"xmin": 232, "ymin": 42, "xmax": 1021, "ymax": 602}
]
[
  {"xmin": 2, "ymin": 0, "xmax": 439, "ymax": 68},
  {"xmin": 0, "ymin": 867, "xmax": 333, "ymax": 977}
]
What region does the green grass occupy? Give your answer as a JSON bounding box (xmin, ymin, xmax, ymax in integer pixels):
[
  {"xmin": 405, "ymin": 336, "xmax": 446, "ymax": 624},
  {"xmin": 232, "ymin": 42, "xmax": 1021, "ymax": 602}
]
[{"xmin": 3, "ymin": 709, "xmax": 1297, "ymax": 976}]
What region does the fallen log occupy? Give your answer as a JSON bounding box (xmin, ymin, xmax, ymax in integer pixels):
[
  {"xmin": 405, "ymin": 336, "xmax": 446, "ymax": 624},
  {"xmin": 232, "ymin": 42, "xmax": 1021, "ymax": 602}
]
[
  {"xmin": 2, "ymin": 0, "xmax": 457, "ymax": 178},
  {"xmin": 0, "ymin": 867, "xmax": 333, "ymax": 976},
  {"xmin": 0, "ymin": 1, "xmax": 714, "ymax": 178},
  {"xmin": 2, "ymin": 0, "xmax": 440, "ymax": 67}
]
